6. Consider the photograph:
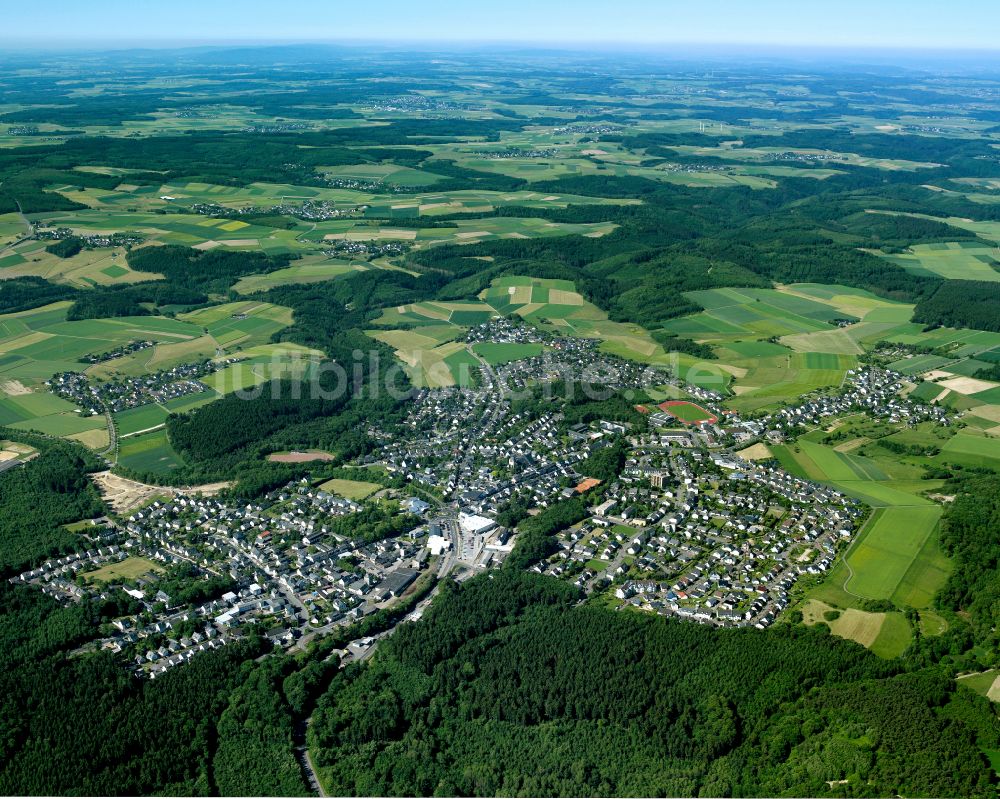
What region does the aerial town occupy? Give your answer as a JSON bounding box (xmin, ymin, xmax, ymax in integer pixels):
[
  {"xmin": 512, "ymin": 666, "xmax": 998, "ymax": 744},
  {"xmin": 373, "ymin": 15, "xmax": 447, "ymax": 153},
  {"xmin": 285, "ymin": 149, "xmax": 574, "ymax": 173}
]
[{"xmin": 12, "ymin": 324, "xmax": 952, "ymax": 679}]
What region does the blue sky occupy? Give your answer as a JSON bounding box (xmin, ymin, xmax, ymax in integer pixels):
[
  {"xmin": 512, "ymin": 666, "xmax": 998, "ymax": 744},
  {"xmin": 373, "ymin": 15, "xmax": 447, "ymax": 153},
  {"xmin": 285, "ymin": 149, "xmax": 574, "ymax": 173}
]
[{"xmin": 4, "ymin": 0, "xmax": 999, "ymax": 50}]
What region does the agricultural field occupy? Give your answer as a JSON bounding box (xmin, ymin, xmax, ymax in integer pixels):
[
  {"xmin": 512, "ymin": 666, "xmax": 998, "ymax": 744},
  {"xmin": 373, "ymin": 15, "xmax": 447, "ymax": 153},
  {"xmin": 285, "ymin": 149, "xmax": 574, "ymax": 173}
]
[
  {"xmin": 881, "ymin": 241, "xmax": 1000, "ymax": 282},
  {"xmin": 300, "ymin": 216, "xmax": 618, "ymax": 248},
  {"xmin": 658, "ymin": 281, "xmax": 992, "ymax": 412},
  {"xmin": 0, "ymin": 239, "xmax": 163, "ymax": 287},
  {"xmin": 939, "ymin": 431, "xmax": 1000, "ymax": 470},
  {"xmin": 659, "ymin": 285, "xmax": 875, "ymax": 409},
  {"xmin": 117, "ymin": 428, "xmax": 185, "ymax": 475},
  {"xmin": 114, "ymin": 403, "xmax": 170, "ymax": 437},
  {"xmin": 668, "ymin": 142, "xmax": 942, "ymax": 172},
  {"xmin": 177, "ymin": 301, "xmax": 293, "ymax": 348},
  {"xmin": 480, "ymin": 276, "xmax": 673, "ymax": 366},
  {"xmin": 0, "ymin": 294, "xmax": 319, "ymax": 451},
  {"xmin": 775, "ymin": 438, "xmax": 952, "ymax": 611},
  {"xmin": 0, "ymin": 439, "xmax": 37, "ymax": 464},
  {"xmin": 28, "ymin": 208, "xmax": 308, "ymax": 256},
  {"xmin": 371, "ymin": 275, "xmax": 689, "ymax": 386},
  {"xmin": 842, "ymin": 506, "xmax": 944, "ymax": 605},
  {"xmin": 415, "ymin": 135, "xmax": 774, "ymax": 185},
  {"xmin": 69, "ymin": 177, "xmax": 638, "ymax": 218}
]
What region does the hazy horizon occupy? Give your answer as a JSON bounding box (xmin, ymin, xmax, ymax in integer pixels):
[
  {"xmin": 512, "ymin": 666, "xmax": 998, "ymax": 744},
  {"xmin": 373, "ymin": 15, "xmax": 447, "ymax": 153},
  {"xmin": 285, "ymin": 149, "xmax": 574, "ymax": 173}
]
[{"xmin": 3, "ymin": 0, "xmax": 999, "ymax": 51}]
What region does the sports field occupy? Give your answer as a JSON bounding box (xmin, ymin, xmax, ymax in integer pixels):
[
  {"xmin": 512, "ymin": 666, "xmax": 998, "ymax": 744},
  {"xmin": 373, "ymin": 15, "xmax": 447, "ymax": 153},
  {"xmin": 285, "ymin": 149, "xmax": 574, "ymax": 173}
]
[{"xmin": 656, "ymin": 400, "xmax": 718, "ymax": 425}]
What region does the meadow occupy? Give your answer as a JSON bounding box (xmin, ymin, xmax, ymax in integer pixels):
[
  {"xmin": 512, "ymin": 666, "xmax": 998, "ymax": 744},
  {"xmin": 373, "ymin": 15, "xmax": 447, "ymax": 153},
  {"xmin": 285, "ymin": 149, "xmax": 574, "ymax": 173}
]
[
  {"xmin": 117, "ymin": 428, "xmax": 185, "ymax": 475},
  {"xmin": 82, "ymin": 556, "xmax": 161, "ymax": 584},
  {"xmin": 800, "ymin": 599, "xmax": 912, "ymax": 659},
  {"xmin": 471, "ymin": 342, "xmax": 546, "ymax": 365},
  {"xmin": 317, "ymin": 477, "xmax": 381, "ymax": 500}
]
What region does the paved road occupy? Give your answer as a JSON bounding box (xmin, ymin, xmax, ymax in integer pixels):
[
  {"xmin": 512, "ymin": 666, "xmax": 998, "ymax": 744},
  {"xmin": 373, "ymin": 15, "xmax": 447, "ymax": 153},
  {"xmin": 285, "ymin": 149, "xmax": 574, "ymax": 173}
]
[{"xmin": 293, "ymin": 717, "xmax": 325, "ymax": 796}]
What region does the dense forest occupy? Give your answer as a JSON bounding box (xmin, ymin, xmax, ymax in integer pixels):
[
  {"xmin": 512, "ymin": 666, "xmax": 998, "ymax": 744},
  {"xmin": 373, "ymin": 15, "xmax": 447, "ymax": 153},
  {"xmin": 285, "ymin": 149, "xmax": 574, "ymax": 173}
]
[
  {"xmin": 0, "ymin": 276, "xmax": 77, "ymax": 314},
  {"xmin": 913, "ymin": 280, "xmax": 1000, "ymax": 333},
  {"xmin": 126, "ymin": 245, "xmax": 293, "ymax": 294},
  {"xmin": 307, "ymin": 569, "xmax": 997, "ymax": 798},
  {"xmin": 936, "ymin": 475, "xmax": 1000, "ymax": 646},
  {"xmin": 0, "ymin": 429, "xmax": 105, "ymax": 576}
]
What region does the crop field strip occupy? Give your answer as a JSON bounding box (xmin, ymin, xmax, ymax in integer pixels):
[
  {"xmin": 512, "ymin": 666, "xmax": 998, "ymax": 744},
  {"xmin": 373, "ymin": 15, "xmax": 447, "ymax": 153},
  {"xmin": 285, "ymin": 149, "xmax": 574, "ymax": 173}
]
[{"xmin": 774, "ymin": 439, "xmax": 951, "ymax": 611}]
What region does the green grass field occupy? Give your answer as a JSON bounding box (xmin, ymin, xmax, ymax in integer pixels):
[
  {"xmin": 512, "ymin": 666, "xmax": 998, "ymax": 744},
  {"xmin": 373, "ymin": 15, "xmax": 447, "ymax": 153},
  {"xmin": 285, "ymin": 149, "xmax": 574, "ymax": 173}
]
[
  {"xmin": 117, "ymin": 428, "xmax": 184, "ymax": 475},
  {"xmin": 882, "ymin": 241, "xmax": 1000, "ymax": 282},
  {"xmin": 776, "ymin": 438, "xmax": 952, "ymax": 610},
  {"xmin": 800, "ymin": 599, "xmax": 911, "ymax": 658},
  {"xmin": 657, "ymin": 283, "xmax": 918, "ymax": 408},
  {"xmin": 958, "ymin": 670, "xmax": 1000, "ymax": 700},
  {"xmin": 372, "ymin": 275, "xmax": 676, "ymax": 382},
  {"xmin": 939, "ymin": 432, "xmax": 1000, "ymax": 470},
  {"xmin": 843, "ymin": 506, "xmax": 943, "ymax": 602},
  {"xmin": 318, "ymin": 478, "xmax": 380, "ymax": 500},
  {"xmin": 83, "ymin": 556, "xmax": 161, "ymax": 584},
  {"xmin": 231, "ymin": 259, "xmax": 364, "ymax": 293},
  {"xmin": 114, "ymin": 403, "xmax": 169, "ymax": 436},
  {"xmin": 659, "ymin": 401, "xmax": 716, "ymax": 423}
]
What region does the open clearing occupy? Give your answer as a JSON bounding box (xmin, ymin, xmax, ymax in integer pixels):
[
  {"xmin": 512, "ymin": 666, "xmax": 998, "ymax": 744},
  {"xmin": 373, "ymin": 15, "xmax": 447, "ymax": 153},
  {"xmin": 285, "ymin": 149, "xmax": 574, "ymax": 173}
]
[
  {"xmin": 83, "ymin": 556, "xmax": 161, "ymax": 584},
  {"xmin": 736, "ymin": 443, "xmax": 772, "ymax": 460},
  {"xmin": 958, "ymin": 670, "xmax": 1000, "ymax": 703},
  {"xmin": 801, "ymin": 599, "xmax": 911, "ymax": 658},
  {"xmin": 317, "ymin": 478, "xmax": 380, "ymax": 500},
  {"xmin": 92, "ymin": 471, "xmax": 171, "ymax": 514},
  {"xmin": 267, "ymin": 450, "xmax": 335, "ymax": 463},
  {"xmin": 92, "ymin": 470, "xmax": 232, "ymax": 514}
]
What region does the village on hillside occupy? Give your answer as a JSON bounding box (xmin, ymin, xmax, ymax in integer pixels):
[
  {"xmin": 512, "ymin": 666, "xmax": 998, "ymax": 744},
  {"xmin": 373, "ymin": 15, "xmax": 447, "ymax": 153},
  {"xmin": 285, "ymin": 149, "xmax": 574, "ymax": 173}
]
[{"xmin": 10, "ymin": 331, "xmax": 951, "ymax": 679}]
